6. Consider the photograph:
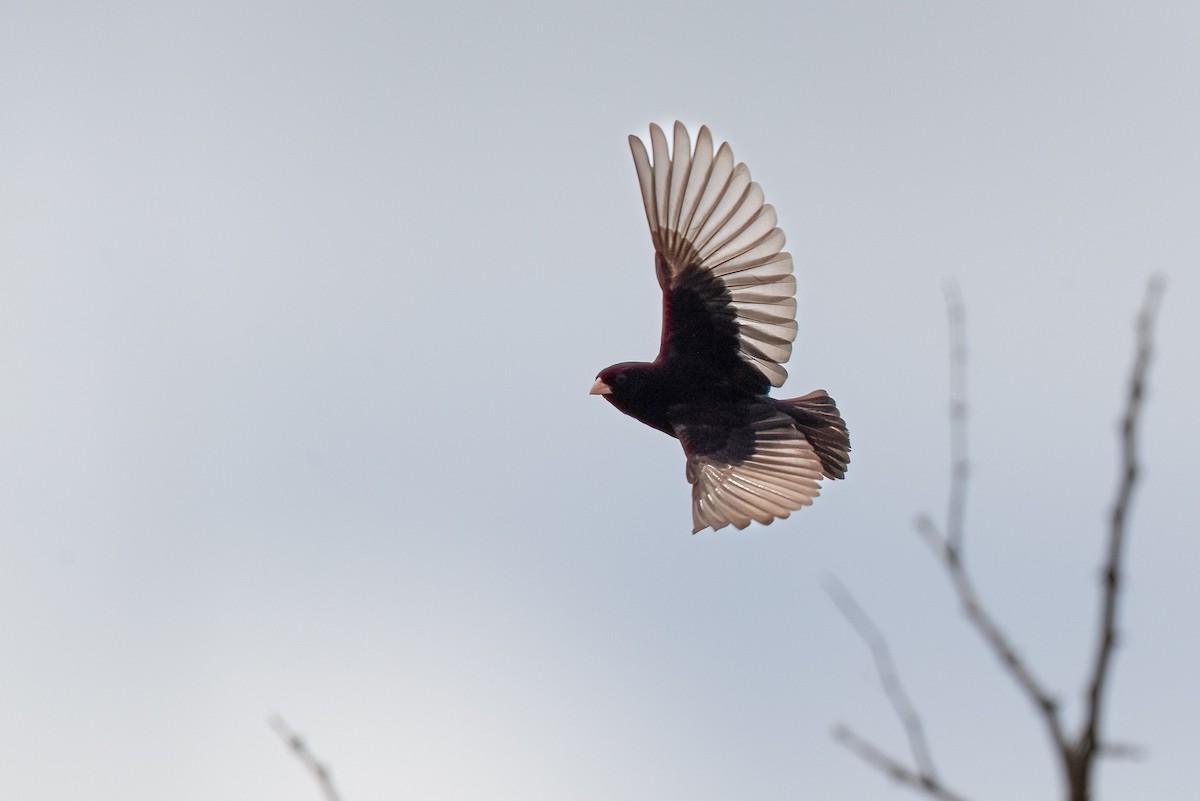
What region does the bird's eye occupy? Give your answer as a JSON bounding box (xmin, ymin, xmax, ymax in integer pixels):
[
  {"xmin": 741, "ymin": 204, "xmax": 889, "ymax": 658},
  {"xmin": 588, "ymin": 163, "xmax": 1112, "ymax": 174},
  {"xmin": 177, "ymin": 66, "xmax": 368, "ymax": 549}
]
[{"xmin": 614, "ymin": 373, "xmax": 628, "ymax": 384}]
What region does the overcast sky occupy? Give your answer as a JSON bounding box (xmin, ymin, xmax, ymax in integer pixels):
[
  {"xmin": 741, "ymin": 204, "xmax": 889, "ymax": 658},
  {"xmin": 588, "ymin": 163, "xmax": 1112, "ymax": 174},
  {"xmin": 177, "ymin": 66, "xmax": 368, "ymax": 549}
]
[{"xmin": 2, "ymin": 1, "xmax": 1198, "ymax": 799}]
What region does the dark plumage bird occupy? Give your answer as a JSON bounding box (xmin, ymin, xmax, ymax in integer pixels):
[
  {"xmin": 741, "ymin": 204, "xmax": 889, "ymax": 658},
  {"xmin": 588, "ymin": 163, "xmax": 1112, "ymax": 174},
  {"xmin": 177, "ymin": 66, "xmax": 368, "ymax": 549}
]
[{"xmin": 591, "ymin": 122, "xmax": 850, "ymax": 533}]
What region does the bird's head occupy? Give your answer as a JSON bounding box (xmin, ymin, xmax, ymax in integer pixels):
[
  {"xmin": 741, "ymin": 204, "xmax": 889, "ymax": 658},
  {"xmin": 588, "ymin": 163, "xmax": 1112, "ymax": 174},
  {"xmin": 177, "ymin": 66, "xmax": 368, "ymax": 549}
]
[
  {"xmin": 590, "ymin": 362, "xmax": 675, "ymax": 436},
  {"xmin": 591, "ymin": 362, "xmax": 649, "ymax": 402}
]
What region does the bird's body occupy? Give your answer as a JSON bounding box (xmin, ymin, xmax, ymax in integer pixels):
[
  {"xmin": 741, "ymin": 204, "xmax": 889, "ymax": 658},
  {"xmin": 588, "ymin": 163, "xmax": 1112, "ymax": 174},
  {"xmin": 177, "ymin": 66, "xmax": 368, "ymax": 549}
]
[{"xmin": 592, "ymin": 122, "xmax": 850, "ymax": 533}]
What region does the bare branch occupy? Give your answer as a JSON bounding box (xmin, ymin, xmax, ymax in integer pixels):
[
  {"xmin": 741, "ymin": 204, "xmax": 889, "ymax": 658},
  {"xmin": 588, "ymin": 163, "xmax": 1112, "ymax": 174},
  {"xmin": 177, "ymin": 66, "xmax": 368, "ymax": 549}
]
[
  {"xmin": 839, "ymin": 278, "xmax": 1163, "ymax": 801},
  {"xmin": 1071, "ymin": 275, "xmax": 1164, "ymax": 787},
  {"xmin": 917, "ymin": 288, "xmax": 1073, "ymax": 758},
  {"xmin": 917, "ymin": 513, "xmax": 1071, "ymax": 758},
  {"xmin": 271, "ymin": 715, "xmax": 344, "ymax": 801},
  {"xmin": 825, "ymin": 576, "xmax": 938, "ymax": 782},
  {"xmin": 833, "ymin": 725, "xmax": 972, "ymax": 801}
]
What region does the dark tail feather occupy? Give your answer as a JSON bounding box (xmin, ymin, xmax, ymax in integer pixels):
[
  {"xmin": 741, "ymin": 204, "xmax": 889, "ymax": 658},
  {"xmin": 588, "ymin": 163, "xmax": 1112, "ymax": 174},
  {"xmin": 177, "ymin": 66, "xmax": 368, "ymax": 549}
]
[{"xmin": 774, "ymin": 390, "xmax": 851, "ymax": 479}]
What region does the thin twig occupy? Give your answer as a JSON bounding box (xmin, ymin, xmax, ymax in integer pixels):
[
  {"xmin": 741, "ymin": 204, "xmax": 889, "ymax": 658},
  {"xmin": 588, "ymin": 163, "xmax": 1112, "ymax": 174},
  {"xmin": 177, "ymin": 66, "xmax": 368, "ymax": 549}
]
[
  {"xmin": 943, "ymin": 282, "xmax": 968, "ymax": 555},
  {"xmin": 833, "ymin": 725, "xmax": 972, "ymax": 801},
  {"xmin": 1069, "ymin": 275, "xmax": 1164, "ymax": 795},
  {"xmin": 825, "ymin": 576, "xmax": 938, "ymax": 782},
  {"xmin": 1098, "ymin": 741, "xmax": 1147, "ymax": 760},
  {"xmin": 271, "ymin": 715, "xmax": 344, "ymax": 801}
]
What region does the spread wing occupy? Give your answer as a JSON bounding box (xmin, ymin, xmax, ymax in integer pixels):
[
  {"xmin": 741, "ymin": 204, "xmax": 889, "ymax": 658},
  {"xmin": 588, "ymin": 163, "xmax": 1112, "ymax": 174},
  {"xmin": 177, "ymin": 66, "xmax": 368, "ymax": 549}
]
[
  {"xmin": 630, "ymin": 122, "xmax": 797, "ymax": 389},
  {"xmin": 675, "ymin": 406, "xmax": 824, "ymax": 533}
]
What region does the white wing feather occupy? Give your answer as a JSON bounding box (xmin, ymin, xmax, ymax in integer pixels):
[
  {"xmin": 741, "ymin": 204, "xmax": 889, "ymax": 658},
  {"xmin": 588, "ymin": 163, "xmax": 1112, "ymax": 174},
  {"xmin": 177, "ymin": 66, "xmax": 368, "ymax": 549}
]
[
  {"xmin": 630, "ymin": 122, "xmax": 797, "ymax": 388},
  {"xmin": 684, "ymin": 413, "xmax": 823, "ymax": 533}
]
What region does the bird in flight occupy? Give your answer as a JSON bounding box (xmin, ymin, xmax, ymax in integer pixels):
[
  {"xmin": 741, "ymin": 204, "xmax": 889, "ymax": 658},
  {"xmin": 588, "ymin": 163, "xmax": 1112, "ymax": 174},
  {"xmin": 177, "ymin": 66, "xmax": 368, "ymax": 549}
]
[{"xmin": 591, "ymin": 122, "xmax": 850, "ymax": 533}]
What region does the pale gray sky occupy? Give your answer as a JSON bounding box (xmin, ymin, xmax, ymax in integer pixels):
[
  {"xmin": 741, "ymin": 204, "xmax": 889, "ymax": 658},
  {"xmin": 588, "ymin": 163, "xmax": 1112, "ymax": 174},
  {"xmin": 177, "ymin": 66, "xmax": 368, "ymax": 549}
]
[{"xmin": 2, "ymin": 1, "xmax": 1198, "ymax": 799}]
